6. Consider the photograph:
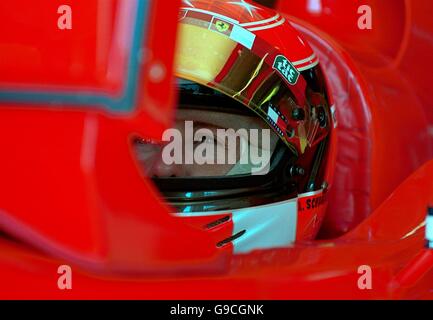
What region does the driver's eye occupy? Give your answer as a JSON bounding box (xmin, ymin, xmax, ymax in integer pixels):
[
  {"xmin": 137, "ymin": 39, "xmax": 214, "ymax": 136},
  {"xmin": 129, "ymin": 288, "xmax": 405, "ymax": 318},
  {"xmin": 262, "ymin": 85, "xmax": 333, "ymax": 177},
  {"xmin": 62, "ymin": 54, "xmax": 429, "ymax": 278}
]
[
  {"xmin": 134, "ymin": 139, "xmax": 163, "ymax": 175},
  {"xmin": 135, "ymin": 139, "xmax": 162, "ymax": 158}
]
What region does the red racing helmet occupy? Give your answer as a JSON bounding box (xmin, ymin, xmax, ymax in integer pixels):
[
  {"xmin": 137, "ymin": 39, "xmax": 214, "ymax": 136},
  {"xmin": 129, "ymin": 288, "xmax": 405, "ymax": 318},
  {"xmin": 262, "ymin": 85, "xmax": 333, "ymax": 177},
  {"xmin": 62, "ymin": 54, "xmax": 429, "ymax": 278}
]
[{"xmin": 135, "ymin": 0, "xmax": 337, "ymax": 253}]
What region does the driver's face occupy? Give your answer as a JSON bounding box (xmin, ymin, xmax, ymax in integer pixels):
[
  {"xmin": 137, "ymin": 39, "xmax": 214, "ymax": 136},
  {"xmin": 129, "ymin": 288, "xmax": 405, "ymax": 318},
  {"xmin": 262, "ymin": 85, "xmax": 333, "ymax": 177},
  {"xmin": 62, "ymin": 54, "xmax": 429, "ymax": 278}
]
[{"xmin": 135, "ymin": 108, "xmax": 277, "ymax": 177}]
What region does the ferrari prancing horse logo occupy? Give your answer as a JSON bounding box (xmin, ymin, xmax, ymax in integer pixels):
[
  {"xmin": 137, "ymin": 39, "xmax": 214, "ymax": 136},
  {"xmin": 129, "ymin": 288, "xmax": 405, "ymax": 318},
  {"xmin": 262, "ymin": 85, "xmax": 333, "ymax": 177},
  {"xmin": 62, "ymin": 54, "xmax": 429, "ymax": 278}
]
[
  {"xmin": 215, "ymin": 20, "xmax": 230, "ymax": 33},
  {"xmin": 273, "ymin": 55, "xmax": 300, "ymax": 86}
]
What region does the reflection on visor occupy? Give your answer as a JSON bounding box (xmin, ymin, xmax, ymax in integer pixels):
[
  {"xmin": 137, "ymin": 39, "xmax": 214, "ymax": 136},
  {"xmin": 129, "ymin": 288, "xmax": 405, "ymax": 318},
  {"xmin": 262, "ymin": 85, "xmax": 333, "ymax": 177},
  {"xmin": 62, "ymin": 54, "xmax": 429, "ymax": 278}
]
[{"xmin": 176, "ymin": 22, "xmax": 330, "ymax": 156}]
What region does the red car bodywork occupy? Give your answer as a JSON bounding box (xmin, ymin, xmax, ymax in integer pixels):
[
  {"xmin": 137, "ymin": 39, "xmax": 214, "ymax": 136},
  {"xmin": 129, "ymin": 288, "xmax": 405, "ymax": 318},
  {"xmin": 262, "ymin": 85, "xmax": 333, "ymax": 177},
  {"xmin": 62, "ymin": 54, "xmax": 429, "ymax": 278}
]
[{"xmin": 0, "ymin": 0, "xmax": 432, "ymax": 299}]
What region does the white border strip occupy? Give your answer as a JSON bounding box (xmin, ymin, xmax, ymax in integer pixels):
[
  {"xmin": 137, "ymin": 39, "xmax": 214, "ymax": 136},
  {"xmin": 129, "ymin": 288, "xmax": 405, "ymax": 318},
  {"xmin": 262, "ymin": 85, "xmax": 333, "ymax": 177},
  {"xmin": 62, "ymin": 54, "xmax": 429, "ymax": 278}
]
[
  {"xmin": 175, "ymin": 198, "xmax": 297, "ymax": 217},
  {"xmin": 427, "ymin": 215, "xmax": 433, "ymax": 242},
  {"xmin": 182, "ymin": 7, "xmax": 240, "ymax": 24},
  {"xmin": 330, "ymin": 104, "xmax": 338, "ymax": 128},
  {"xmin": 247, "ymin": 18, "xmax": 286, "ymax": 32},
  {"xmin": 231, "ymin": 24, "xmax": 256, "ymax": 50},
  {"xmin": 296, "ymin": 59, "xmax": 320, "ymax": 72},
  {"xmin": 240, "ymin": 14, "xmax": 280, "ymax": 27},
  {"xmin": 298, "ymin": 189, "xmax": 324, "ymax": 198},
  {"xmin": 292, "ymin": 54, "xmax": 317, "ymax": 66}
]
